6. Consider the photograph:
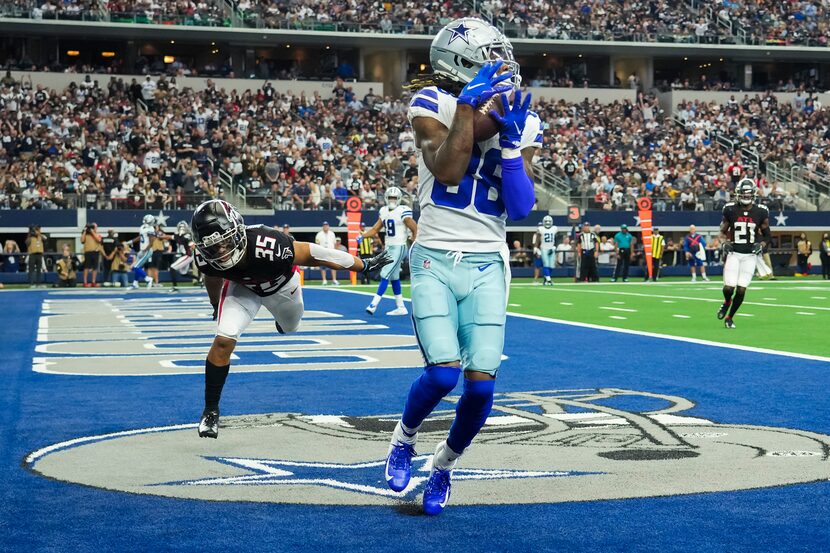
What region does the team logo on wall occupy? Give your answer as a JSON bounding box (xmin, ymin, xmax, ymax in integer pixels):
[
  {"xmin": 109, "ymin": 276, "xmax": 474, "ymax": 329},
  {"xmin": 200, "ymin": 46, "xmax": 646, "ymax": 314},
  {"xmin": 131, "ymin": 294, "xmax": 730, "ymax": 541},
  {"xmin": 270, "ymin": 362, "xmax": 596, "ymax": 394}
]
[{"xmin": 26, "ymin": 389, "xmax": 830, "ymax": 505}]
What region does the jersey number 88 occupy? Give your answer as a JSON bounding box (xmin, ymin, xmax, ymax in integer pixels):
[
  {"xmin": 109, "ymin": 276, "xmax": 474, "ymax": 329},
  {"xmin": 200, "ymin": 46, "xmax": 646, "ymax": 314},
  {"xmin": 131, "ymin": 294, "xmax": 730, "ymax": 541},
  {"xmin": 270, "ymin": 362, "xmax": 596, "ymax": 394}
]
[{"xmin": 431, "ymin": 144, "xmax": 505, "ymax": 217}]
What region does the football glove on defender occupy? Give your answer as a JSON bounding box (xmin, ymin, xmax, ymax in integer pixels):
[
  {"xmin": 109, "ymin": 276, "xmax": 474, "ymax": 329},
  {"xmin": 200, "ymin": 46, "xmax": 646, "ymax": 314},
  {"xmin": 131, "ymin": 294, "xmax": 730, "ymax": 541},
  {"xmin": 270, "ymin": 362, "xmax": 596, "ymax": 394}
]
[
  {"xmin": 361, "ymin": 251, "xmax": 393, "ymax": 275},
  {"xmin": 721, "ymin": 241, "xmax": 734, "ymax": 256},
  {"xmin": 457, "ymin": 60, "xmax": 513, "ymax": 109}
]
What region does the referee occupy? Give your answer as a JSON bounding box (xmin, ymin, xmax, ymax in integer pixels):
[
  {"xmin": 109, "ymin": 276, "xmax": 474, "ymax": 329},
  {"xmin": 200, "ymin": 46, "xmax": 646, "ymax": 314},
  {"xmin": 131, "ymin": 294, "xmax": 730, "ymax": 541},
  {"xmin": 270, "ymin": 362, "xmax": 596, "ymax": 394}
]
[
  {"xmin": 357, "ymin": 221, "xmax": 374, "ymax": 284},
  {"xmin": 578, "ymin": 222, "xmax": 599, "ymax": 282},
  {"xmin": 649, "ymin": 227, "xmax": 665, "ymax": 282}
]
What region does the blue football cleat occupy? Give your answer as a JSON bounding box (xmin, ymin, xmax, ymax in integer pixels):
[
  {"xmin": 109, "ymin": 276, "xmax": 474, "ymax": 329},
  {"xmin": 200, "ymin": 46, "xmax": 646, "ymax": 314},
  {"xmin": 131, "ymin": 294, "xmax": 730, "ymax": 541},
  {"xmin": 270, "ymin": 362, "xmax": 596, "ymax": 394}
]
[
  {"xmin": 423, "ymin": 468, "xmax": 452, "ymax": 516},
  {"xmin": 385, "ymin": 442, "xmax": 416, "ymax": 492}
]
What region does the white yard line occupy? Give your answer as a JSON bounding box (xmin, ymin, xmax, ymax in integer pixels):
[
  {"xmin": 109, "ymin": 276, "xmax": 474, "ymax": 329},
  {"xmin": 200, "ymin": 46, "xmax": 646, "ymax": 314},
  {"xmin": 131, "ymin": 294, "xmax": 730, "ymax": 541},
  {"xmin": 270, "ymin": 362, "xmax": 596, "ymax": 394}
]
[
  {"xmin": 536, "ymin": 287, "xmax": 830, "ymax": 312},
  {"xmin": 599, "ymin": 307, "xmax": 637, "ymax": 313},
  {"xmin": 796, "ymin": 312, "xmax": 816, "ymax": 316},
  {"xmin": 325, "ymin": 288, "xmax": 830, "ymax": 363},
  {"xmin": 608, "ymin": 316, "xmax": 627, "ymax": 320},
  {"xmin": 672, "ymin": 315, "xmax": 691, "ymax": 319}
]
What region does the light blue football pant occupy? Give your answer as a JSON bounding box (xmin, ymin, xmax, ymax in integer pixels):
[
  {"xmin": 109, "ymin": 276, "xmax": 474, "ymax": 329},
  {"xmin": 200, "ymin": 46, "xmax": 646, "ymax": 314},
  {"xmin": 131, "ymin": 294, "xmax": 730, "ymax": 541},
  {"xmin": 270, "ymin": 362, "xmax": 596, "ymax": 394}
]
[
  {"xmin": 380, "ymin": 244, "xmax": 407, "ymax": 281},
  {"xmin": 409, "ymin": 243, "xmax": 507, "ymax": 376},
  {"xmin": 541, "ymin": 248, "xmax": 556, "ymax": 269}
]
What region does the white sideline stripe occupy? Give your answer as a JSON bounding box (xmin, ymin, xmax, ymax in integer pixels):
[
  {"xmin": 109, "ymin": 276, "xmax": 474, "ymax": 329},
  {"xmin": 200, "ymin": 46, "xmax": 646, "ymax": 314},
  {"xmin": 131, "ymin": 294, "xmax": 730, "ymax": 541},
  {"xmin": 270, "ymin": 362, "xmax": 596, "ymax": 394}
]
[
  {"xmin": 323, "ymin": 288, "xmax": 830, "ymax": 363},
  {"xmin": 25, "ymin": 423, "xmax": 198, "ymax": 464},
  {"xmin": 672, "ymin": 315, "xmax": 691, "ymax": 319},
  {"xmin": 599, "ymin": 306, "xmax": 637, "ymax": 313},
  {"xmin": 537, "ymin": 287, "xmax": 830, "ymax": 311}
]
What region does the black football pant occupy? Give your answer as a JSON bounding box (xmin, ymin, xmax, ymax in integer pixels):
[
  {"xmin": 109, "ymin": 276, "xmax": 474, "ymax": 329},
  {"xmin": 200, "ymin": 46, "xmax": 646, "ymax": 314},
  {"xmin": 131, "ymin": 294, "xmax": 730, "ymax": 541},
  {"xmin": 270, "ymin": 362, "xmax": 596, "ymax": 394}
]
[
  {"xmin": 581, "ymin": 253, "xmax": 598, "ymax": 282},
  {"xmin": 614, "ymin": 248, "xmax": 631, "ymax": 280}
]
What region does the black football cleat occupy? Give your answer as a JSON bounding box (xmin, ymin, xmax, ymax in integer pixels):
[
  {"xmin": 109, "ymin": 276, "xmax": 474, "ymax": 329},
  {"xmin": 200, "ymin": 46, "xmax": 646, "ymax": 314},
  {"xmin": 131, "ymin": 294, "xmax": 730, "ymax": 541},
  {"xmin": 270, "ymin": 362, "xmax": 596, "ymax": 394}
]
[
  {"xmin": 717, "ymin": 303, "xmax": 729, "ymax": 320},
  {"xmin": 275, "ymin": 320, "xmax": 285, "ymax": 334},
  {"xmin": 198, "ymin": 409, "xmax": 220, "ymax": 438},
  {"xmin": 724, "ymin": 318, "xmax": 736, "ymax": 329}
]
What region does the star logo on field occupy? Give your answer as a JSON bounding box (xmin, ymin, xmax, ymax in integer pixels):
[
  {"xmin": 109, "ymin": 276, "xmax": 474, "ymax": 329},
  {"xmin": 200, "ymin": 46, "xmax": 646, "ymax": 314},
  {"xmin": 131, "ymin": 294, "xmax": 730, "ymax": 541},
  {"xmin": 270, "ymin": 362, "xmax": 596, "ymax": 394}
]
[
  {"xmin": 774, "ymin": 212, "xmax": 788, "ymax": 226},
  {"xmin": 447, "ymin": 22, "xmax": 472, "ymax": 44},
  {"xmin": 155, "ymin": 210, "xmax": 169, "ymax": 227},
  {"xmin": 157, "ymin": 456, "xmax": 592, "ymax": 498}
]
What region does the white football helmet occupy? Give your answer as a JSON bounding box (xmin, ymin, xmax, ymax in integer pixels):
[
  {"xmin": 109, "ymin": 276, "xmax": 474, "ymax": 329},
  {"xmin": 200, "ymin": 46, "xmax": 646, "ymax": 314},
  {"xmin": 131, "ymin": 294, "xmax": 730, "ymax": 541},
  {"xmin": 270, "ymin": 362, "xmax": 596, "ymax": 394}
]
[
  {"xmin": 542, "ymin": 215, "xmax": 553, "ymax": 229},
  {"xmin": 142, "ymin": 214, "xmax": 155, "ymax": 226},
  {"xmin": 176, "ymin": 220, "xmax": 190, "ymax": 236},
  {"xmin": 384, "ymin": 186, "xmax": 403, "ymax": 209},
  {"xmin": 430, "ymin": 17, "xmax": 521, "ymax": 88}
]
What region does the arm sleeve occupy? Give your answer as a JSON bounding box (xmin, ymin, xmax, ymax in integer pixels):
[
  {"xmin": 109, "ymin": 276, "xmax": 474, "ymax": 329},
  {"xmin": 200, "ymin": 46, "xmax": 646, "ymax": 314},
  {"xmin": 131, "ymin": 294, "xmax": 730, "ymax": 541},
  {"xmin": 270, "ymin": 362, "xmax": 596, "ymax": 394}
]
[{"xmin": 500, "ymin": 151, "xmax": 535, "ymax": 221}]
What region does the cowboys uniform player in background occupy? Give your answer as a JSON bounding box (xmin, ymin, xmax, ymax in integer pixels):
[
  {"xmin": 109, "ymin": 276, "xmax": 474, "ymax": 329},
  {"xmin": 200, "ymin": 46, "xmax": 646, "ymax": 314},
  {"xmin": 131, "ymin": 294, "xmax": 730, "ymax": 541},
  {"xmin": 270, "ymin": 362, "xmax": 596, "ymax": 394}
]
[
  {"xmin": 717, "ymin": 178, "xmax": 771, "ymax": 328},
  {"xmin": 190, "ymin": 200, "xmax": 391, "ymax": 438},
  {"xmin": 128, "ymin": 213, "xmax": 156, "ymax": 288},
  {"xmin": 534, "ymin": 215, "xmax": 558, "ymax": 285},
  {"xmin": 384, "ymin": 17, "xmax": 540, "ymax": 515},
  {"xmin": 169, "ymin": 221, "xmax": 196, "ymax": 292},
  {"xmin": 359, "ymin": 186, "xmax": 418, "ymax": 316}
]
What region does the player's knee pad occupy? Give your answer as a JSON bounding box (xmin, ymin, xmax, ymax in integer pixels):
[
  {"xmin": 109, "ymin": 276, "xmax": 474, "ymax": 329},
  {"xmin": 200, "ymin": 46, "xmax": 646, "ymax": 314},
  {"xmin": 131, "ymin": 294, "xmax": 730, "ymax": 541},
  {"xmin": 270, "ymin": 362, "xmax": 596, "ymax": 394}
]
[{"xmin": 423, "ymin": 365, "xmax": 461, "ymax": 396}]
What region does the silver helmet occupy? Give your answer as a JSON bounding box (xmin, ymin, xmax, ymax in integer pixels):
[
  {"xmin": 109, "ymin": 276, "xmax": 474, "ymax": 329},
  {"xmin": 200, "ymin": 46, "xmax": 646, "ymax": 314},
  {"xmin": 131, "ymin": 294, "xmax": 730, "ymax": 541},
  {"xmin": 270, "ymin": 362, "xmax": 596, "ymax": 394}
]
[
  {"xmin": 384, "ymin": 186, "xmax": 403, "ymax": 209},
  {"xmin": 176, "ymin": 220, "xmax": 190, "ymax": 236},
  {"xmin": 142, "ymin": 214, "xmax": 155, "ymax": 226},
  {"xmin": 542, "ymin": 215, "xmax": 553, "ymax": 229},
  {"xmin": 430, "ymin": 17, "xmax": 521, "ymax": 88}
]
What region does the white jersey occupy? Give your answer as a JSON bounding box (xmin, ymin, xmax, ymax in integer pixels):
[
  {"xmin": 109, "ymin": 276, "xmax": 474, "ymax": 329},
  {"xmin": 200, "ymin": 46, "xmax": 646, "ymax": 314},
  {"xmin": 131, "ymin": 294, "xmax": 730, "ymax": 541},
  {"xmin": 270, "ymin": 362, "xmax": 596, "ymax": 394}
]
[
  {"xmin": 408, "ymin": 86, "xmax": 543, "ymax": 253},
  {"xmin": 315, "ymin": 229, "xmax": 337, "ymax": 249},
  {"xmin": 379, "ymin": 204, "xmax": 413, "ymax": 247},
  {"xmin": 537, "ymin": 225, "xmax": 558, "ymax": 251},
  {"xmin": 138, "ymin": 223, "xmax": 154, "ymax": 252}
]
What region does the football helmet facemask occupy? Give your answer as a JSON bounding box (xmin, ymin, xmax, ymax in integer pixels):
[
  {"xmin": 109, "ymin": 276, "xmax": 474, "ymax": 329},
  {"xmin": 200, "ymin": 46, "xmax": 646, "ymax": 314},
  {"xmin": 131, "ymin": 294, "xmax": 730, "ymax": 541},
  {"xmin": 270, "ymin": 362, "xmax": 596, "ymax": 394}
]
[
  {"xmin": 430, "ymin": 17, "xmax": 521, "ymax": 88},
  {"xmin": 384, "ymin": 186, "xmax": 403, "ymax": 209},
  {"xmin": 191, "ymin": 200, "xmax": 247, "ymax": 271},
  {"xmin": 736, "ymin": 178, "xmax": 756, "ymax": 205},
  {"xmin": 542, "ymin": 215, "xmax": 553, "ymax": 229}
]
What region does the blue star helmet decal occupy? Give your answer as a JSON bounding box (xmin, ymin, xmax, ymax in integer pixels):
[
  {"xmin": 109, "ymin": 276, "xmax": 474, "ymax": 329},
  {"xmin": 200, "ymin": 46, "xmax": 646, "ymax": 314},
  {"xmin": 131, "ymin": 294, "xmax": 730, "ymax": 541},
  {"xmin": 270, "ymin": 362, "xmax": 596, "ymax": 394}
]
[{"xmin": 448, "ymin": 22, "xmax": 471, "ymax": 45}]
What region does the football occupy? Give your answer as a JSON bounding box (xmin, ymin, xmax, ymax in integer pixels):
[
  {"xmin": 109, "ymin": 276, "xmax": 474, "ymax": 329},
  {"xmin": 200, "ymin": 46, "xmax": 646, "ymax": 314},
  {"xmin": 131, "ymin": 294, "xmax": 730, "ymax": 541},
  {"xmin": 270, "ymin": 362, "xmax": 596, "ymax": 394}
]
[{"xmin": 473, "ymin": 89, "xmax": 513, "ymax": 142}]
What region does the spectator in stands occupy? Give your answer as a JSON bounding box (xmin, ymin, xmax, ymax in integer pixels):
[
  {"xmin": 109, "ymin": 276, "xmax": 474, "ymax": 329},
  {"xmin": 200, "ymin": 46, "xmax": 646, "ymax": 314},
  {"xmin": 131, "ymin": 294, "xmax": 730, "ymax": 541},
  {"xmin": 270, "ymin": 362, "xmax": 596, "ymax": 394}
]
[
  {"xmin": 820, "ymin": 233, "xmax": 830, "ymax": 280},
  {"xmin": 80, "ymin": 222, "xmax": 102, "ymax": 287},
  {"xmin": 55, "ymin": 244, "xmax": 78, "ymax": 287},
  {"xmin": 25, "ymin": 225, "xmax": 44, "ymax": 288}
]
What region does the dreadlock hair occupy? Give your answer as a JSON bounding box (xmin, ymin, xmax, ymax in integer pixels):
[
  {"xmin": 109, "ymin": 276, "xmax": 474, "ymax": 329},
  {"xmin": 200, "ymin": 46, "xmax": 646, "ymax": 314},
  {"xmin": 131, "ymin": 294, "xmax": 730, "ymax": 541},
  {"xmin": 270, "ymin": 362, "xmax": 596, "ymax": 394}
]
[{"xmin": 405, "ymin": 73, "xmax": 464, "ymax": 96}]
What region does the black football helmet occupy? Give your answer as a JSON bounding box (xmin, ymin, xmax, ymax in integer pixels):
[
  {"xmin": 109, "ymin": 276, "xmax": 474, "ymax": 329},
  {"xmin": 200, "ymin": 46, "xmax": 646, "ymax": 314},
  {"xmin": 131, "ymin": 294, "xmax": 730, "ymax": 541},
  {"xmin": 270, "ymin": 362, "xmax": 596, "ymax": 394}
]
[
  {"xmin": 736, "ymin": 178, "xmax": 756, "ymax": 205},
  {"xmin": 191, "ymin": 200, "xmax": 247, "ymax": 270}
]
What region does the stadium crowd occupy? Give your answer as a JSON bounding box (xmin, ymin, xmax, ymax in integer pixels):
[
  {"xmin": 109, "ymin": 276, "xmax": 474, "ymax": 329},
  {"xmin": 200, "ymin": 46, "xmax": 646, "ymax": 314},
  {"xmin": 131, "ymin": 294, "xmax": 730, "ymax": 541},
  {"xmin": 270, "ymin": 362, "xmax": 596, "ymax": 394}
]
[
  {"xmin": 0, "ymin": 71, "xmax": 819, "ymax": 213},
  {"xmin": 2, "ymin": 0, "xmax": 829, "ymax": 46}
]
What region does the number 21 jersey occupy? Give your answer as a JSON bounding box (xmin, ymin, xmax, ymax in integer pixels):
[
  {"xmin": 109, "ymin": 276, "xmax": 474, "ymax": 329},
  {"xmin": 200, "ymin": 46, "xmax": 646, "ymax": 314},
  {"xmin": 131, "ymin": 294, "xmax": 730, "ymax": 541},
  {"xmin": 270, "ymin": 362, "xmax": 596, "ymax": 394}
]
[
  {"xmin": 408, "ymin": 86, "xmax": 543, "ymax": 253},
  {"xmin": 194, "ymin": 225, "xmax": 295, "ymax": 296},
  {"xmin": 722, "ymin": 202, "xmax": 769, "ymax": 254}
]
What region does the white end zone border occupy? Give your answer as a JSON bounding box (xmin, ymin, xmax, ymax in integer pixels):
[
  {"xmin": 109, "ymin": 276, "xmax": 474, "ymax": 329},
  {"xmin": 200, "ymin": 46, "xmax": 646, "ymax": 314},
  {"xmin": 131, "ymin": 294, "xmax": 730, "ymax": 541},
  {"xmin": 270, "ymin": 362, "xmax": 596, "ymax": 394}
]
[{"xmin": 325, "ymin": 287, "xmax": 830, "ymax": 364}]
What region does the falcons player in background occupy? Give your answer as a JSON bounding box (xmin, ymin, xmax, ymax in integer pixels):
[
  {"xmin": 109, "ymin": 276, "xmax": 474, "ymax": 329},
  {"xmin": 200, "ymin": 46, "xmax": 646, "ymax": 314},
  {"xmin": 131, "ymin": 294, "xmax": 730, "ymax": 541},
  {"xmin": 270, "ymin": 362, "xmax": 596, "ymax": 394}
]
[
  {"xmin": 191, "ymin": 200, "xmax": 391, "ymax": 438},
  {"xmin": 717, "ymin": 178, "xmax": 771, "ymax": 329}
]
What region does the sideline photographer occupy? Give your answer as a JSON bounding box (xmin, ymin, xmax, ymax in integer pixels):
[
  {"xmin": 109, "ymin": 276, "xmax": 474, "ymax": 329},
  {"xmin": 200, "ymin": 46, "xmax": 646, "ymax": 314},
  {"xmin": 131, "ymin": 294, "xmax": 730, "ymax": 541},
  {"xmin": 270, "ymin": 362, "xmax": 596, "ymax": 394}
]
[
  {"xmin": 81, "ymin": 222, "xmax": 103, "ymax": 287},
  {"xmin": 25, "ymin": 225, "xmax": 44, "ymax": 288},
  {"xmin": 55, "ymin": 244, "xmax": 79, "ymax": 287},
  {"xmin": 106, "ymin": 243, "xmax": 130, "ymax": 288}
]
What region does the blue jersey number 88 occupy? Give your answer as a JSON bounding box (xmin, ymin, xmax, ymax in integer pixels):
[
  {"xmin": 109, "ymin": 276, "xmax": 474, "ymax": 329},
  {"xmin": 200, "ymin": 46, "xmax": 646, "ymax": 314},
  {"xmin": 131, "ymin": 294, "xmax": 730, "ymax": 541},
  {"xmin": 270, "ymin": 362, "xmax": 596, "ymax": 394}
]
[{"xmin": 430, "ymin": 144, "xmax": 505, "ymax": 217}]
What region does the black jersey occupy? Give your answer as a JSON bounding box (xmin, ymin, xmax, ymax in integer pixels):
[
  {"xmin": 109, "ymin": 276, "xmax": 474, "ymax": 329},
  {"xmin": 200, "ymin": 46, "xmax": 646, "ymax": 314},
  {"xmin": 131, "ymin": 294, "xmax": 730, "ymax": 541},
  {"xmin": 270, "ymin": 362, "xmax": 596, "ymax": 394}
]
[
  {"xmin": 174, "ymin": 233, "xmax": 193, "ymax": 257},
  {"xmin": 195, "ymin": 225, "xmax": 295, "ymax": 296},
  {"xmin": 722, "ymin": 202, "xmax": 769, "ymax": 254}
]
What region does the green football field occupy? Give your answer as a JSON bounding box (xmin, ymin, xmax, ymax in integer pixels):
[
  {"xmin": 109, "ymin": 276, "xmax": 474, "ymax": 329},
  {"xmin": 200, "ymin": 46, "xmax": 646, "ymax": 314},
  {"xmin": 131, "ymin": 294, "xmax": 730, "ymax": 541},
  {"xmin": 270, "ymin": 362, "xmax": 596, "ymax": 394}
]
[{"xmin": 339, "ymin": 277, "xmax": 830, "ymax": 359}]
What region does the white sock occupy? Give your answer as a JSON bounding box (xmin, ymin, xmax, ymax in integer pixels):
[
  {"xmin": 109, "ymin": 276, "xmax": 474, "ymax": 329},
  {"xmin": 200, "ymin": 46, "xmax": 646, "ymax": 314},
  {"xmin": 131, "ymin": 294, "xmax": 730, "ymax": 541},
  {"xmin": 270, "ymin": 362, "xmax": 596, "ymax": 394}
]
[
  {"xmin": 145, "ymin": 276, "xmax": 153, "ymax": 283},
  {"xmin": 391, "ymin": 420, "xmax": 419, "ymax": 446},
  {"xmin": 431, "ymin": 440, "xmax": 461, "ymax": 471},
  {"xmin": 370, "ymin": 294, "xmax": 382, "ymax": 307},
  {"xmin": 394, "ymin": 294, "xmax": 405, "ymax": 309}
]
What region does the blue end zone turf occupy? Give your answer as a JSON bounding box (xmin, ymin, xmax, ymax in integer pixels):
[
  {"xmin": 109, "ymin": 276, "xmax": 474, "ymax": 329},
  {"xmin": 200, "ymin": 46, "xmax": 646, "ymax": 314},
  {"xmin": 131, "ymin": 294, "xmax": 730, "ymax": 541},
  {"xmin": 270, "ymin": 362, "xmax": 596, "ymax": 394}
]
[{"xmin": 2, "ymin": 288, "xmax": 829, "ymax": 552}]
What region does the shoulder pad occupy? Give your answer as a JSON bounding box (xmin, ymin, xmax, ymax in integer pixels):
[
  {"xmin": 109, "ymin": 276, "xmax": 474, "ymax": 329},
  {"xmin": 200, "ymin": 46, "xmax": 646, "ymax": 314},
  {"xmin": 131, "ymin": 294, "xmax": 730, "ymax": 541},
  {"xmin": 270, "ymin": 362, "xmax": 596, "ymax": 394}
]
[{"xmin": 758, "ymin": 203, "xmax": 769, "ymax": 212}]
